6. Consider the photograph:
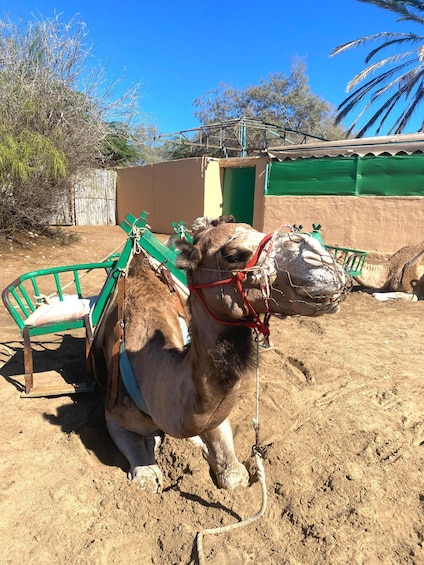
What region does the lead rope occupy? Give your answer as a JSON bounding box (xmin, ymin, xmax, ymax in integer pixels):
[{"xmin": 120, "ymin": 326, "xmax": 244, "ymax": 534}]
[{"xmin": 196, "ymin": 336, "xmax": 268, "ymax": 564}]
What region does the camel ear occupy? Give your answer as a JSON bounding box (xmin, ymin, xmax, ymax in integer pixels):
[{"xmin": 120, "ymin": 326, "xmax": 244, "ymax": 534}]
[{"xmin": 175, "ymin": 240, "xmax": 202, "ymax": 270}]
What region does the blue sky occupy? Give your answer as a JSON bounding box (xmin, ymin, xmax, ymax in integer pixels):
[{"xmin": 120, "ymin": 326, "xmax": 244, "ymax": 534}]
[{"xmin": 0, "ymin": 0, "xmax": 420, "ymax": 136}]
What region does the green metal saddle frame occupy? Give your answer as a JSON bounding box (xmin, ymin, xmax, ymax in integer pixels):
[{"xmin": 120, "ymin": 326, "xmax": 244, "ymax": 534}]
[{"xmin": 2, "ymin": 212, "xmax": 187, "ymax": 397}]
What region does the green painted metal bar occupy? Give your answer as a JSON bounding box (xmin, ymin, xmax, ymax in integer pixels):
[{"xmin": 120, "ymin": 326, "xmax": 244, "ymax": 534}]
[
  {"xmin": 326, "ymin": 245, "xmax": 368, "ymax": 277},
  {"xmin": 137, "ymin": 229, "xmax": 187, "ymax": 286},
  {"xmin": 16, "ymin": 285, "xmax": 35, "ymax": 314},
  {"xmin": 30, "ymin": 277, "xmax": 42, "ymax": 305},
  {"xmin": 119, "ymin": 211, "xmax": 187, "ymax": 286},
  {"xmin": 54, "ymin": 272, "xmax": 63, "ymax": 300},
  {"xmin": 27, "ymin": 319, "xmax": 86, "ymax": 336},
  {"xmin": 9, "ymin": 289, "xmax": 29, "ymax": 329},
  {"xmin": 171, "ymin": 221, "xmax": 193, "ymax": 244},
  {"xmin": 72, "ymin": 270, "xmax": 82, "ymax": 297}
]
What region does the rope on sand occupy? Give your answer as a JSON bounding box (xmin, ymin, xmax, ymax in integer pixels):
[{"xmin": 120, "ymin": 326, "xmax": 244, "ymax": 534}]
[
  {"xmin": 196, "ymin": 335, "xmax": 268, "ymax": 563},
  {"xmin": 196, "ymin": 451, "xmax": 267, "ymax": 564}
]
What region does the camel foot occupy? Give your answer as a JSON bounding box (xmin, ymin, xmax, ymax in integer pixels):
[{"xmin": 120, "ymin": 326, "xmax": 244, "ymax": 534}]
[
  {"xmin": 216, "ymin": 461, "xmax": 250, "ymax": 490},
  {"xmin": 130, "ymin": 464, "xmax": 163, "ymax": 493},
  {"xmin": 196, "ymin": 419, "xmax": 251, "ymax": 490}
]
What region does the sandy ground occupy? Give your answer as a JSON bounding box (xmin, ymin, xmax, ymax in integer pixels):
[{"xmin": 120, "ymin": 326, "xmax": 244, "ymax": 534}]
[{"xmin": 0, "ymin": 225, "xmax": 423, "ymax": 565}]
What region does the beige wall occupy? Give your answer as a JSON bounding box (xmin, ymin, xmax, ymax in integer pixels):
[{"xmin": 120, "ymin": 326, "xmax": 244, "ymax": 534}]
[
  {"xmin": 263, "ymin": 195, "xmax": 424, "ymax": 254},
  {"xmin": 116, "ymin": 156, "xmax": 424, "ymax": 254},
  {"xmin": 117, "ymin": 158, "xmax": 223, "ymax": 233}
]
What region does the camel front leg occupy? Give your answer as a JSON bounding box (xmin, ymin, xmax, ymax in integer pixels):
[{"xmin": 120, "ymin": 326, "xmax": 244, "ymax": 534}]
[
  {"xmin": 106, "ymin": 420, "xmax": 163, "ymax": 493},
  {"xmin": 197, "ymin": 418, "xmax": 250, "ymax": 489}
]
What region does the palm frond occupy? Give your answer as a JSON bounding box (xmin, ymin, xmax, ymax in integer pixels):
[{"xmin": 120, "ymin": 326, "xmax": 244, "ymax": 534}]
[
  {"xmin": 346, "ymin": 68, "xmax": 424, "ymax": 136},
  {"xmin": 346, "ymin": 52, "xmax": 416, "ymax": 91},
  {"xmin": 338, "ymin": 60, "xmax": 416, "ymax": 116},
  {"xmin": 356, "ymin": 0, "xmax": 424, "ymax": 26},
  {"xmin": 332, "ymin": 0, "xmax": 424, "ymax": 136},
  {"xmin": 330, "ymin": 31, "xmax": 423, "ymax": 57},
  {"xmin": 364, "ymin": 34, "xmax": 424, "ymax": 63},
  {"xmin": 389, "ymin": 83, "xmax": 424, "ymax": 133},
  {"xmin": 331, "ymin": 33, "xmax": 399, "ymax": 56},
  {"xmin": 401, "ymin": 66, "xmax": 424, "ymax": 95},
  {"xmin": 356, "ymin": 90, "xmax": 406, "ymax": 136},
  {"xmin": 375, "ymin": 98, "xmax": 400, "ymax": 134},
  {"xmin": 335, "ymin": 77, "xmax": 388, "ymax": 124},
  {"xmin": 345, "ymin": 100, "xmax": 375, "ymax": 135}
]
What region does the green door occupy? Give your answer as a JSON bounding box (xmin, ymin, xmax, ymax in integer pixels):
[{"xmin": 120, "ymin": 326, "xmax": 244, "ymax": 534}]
[{"xmin": 222, "ymin": 167, "xmax": 255, "ymax": 224}]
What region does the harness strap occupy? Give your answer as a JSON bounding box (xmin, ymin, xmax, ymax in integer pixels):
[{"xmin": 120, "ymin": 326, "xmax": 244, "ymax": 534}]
[
  {"xmin": 119, "ymin": 343, "xmax": 150, "ymax": 414},
  {"xmin": 244, "ymin": 232, "xmax": 274, "ymax": 270},
  {"xmin": 107, "ymin": 264, "xmax": 190, "ymax": 415},
  {"xmin": 107, "ymin": 275, "xmax": 126, "ymax": 410},
  {"xmin": 159, "ymin": 264, "xmax": 188, "ymax": 320},
  {"xmin": 189, "ymin": 283, "xmax": 270, "ymax": 336},
  {"xmin": 188, "ymin": 232, "xmax": 274, "ymax": 337}
]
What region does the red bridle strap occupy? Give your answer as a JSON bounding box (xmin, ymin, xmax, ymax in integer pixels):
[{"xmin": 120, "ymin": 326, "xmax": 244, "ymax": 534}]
[{"xmin": 188, "ymin": 232, "xmax": 274, "ymax": 337}]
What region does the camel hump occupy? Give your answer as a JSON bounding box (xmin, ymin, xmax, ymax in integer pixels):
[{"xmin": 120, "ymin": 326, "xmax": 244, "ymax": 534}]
[{"xmin": 127, "ymin": 252, "xmax": 150, "ymax": 278}]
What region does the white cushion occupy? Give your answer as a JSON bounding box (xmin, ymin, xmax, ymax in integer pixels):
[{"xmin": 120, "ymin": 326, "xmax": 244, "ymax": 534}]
[{"xmin": 24, "ymin": 295, "xmax": 94, "ymax": 327}]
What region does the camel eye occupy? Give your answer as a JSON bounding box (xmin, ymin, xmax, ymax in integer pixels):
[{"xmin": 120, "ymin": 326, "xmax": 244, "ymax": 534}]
[{"xmin": 220, "ymin": 245, "xmax": 252, "ymax": 265}]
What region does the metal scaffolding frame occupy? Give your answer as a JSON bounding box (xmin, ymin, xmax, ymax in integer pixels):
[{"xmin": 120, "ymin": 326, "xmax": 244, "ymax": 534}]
[{"xmin": 155, "ymin": 118, "xmax": 328, "ymax": 157}]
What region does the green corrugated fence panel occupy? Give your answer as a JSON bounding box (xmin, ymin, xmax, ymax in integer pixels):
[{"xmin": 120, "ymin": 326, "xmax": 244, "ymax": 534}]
[
  {"xmin": 357, "ymin": 154, "xmax": 424, "ymax": 196},
  {"xmin": 266, "ymin": 159, "xmax": 357, "ymax": 196},
  {"xmin": 266, "ymin": 154, "xmax": 424, "ymax": 196}
]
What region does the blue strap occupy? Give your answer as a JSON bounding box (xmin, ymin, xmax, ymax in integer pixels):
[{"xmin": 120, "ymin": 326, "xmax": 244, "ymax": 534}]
[
  {"xmin": 119, "ymin": 316, "xmax": 190, "ymax": 416},
  {"xmin": 119, "ymin": 343, "xmax": 150, "ymax": 415},
  {"xmin": 179, "ymin": 315, "xmax": 190, "ymax": 345}
]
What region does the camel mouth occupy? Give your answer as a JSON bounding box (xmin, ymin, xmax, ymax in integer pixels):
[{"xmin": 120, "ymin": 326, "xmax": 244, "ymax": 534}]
[
  {"xmin": 267, "ymin": 273, "xmax": 351, "ymax": 317},
  {"xmin": 283, "ymin": 293, "xmax": 345, "ymax": 316},
  {"xmin": 296, "ymin": 291, "xmax": 345, "ymax": 306},
  {"xmin": 308, "ymin": 292, "xmax": 345, "ymax": 307},
  {"xmin": 297, "ymin": 274, "xmax": 352, "ymax": 303},
  {"xmin": 297, "ymin": 282, "xmax": 350, "ymax": 302}
]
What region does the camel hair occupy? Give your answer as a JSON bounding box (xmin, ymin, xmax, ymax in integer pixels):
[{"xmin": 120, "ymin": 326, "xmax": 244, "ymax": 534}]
[
  {"xmin": 100, "ymin": 216, "xmax": 348, "ymax": 493},
  {"xmin": 355, "ymin": 241, "xmax": 424, "ymax": 301}
]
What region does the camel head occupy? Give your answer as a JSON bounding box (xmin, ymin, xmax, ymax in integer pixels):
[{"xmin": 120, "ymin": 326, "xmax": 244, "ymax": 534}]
[{"xmin": 176, "ymin": 218, "xmax": 349, "ymax": 326}]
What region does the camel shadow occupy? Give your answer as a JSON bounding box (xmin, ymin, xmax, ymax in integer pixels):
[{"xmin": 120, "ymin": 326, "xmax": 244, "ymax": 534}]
[
  {"xmin": 0, "ymin": 334, "xmax": 127, "ymax": 472},
  {"xmin": 0, "ymin": 334, "xmax": 90, "ymax": 391},
  {"xmin": 42, "ymin": 392, "xmax": 128, "ymax": 472},
  {"xmin": 0, "ymin": 340, "xmax": 27, "ymax": 392},
  {"xmin": 0, "ymin": 336, "xmax": 252, "ymax": 500}
]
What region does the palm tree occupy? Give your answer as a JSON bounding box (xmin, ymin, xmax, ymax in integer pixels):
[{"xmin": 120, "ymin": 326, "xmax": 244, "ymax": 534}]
[{"xmin": 331, "ymin": 0, "xmax": 424, "ymax": 137}]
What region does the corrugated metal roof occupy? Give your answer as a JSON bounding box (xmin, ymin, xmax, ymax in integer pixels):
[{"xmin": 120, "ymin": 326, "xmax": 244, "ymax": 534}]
[{"xmin": 265, "ymin": 133, "xmax": 424, "ymax": 160}]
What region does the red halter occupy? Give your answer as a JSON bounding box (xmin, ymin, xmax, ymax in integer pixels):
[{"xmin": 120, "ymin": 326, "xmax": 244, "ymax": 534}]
[{"xmin": 188, "ymin": 232, "xmax": 274, "ymax": 337}]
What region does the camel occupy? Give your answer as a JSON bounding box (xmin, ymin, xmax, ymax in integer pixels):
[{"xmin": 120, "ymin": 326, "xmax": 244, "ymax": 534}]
[
  {"xmin": 355, "ymin": 242, "xmax": 424, "ymax": 301},
  {"xmin": 100, "ymin": 217, "xmax": 348, "ymax": 493}
]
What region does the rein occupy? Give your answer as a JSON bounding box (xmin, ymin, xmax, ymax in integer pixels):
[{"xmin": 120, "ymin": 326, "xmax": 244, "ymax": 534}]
[{"xmin": 188, "ymin": 232, "xmax": 275, "ymax": 338}]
